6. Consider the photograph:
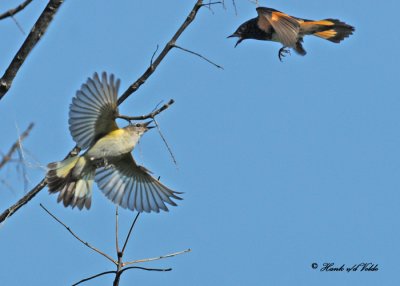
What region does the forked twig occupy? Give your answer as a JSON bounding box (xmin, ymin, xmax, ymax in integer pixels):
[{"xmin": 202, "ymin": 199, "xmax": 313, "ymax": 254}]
[
  {"xmin": 67, "ymin": 210, "xmax": 190, "ymax": 285},
  {"xmin": 118, "ymin": 0, "xmax": 222, "ymax": 105}
]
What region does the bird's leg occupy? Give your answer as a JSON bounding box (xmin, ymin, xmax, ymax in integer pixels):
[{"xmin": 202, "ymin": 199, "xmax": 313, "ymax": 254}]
[{"xmin": 278, "ymin": 47, "xmax": 291, "ymax": 62}]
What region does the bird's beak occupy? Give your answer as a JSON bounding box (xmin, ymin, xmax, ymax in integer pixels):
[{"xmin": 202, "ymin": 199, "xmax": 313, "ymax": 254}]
[
  {"xmin": 234, "ymin": 38, "xmax": 243, "ymax": 48},
  {"xmin": 227, "ymin": 34, "xmax": 243, "ymax": 48}
]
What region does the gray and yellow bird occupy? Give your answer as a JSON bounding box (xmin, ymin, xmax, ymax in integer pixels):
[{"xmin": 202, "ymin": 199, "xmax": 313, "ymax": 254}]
[
  {"xmin": 229, "ymin": 7, "xmax": 355, "ymax": 61},
  {"xmin": 46, "ymin": 72, "xmax": 181, "ymax": 212}
]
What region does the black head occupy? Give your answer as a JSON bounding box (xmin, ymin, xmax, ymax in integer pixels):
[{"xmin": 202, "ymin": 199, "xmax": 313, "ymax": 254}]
[{"xmin": 228, "ymin": 18, "xmax": 259, "ymax": 47}]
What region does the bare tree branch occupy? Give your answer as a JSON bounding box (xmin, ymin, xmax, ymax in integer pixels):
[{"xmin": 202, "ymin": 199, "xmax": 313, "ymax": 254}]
[
  {"xmin": 40, "ymin": 204, "xmax": 117, "ymax": 265},
  {"xmin": 73, "ymin": 266, "xmax": 171, "ymax": 286},
  {"xmin": 40, "ymin": 205, "xmax": 189, "ymax": 285},
  {"xmin": 0, "ymin": 0, "xmax": 33, "ymax": 20},
  {"xmin": 118, "ymin": 0, "xmax": 222, "ymax": 105},
  {"xmin": 0, "ymin": 122, "xmax": 34, "ymax": 170},
  {"xmin": 0, "ymin": 0, "xmax": 64, "ymax": 100},
  {"xmin": 0, "ymin": 178, "xmax": 46, "ymax": 224},
  {"xmin": 117, "ymin": 99, "xmax": 175, "ymax": 122},
  {"xmin": 0, "ymin": 0, "xmax": 218, "ymax": 223}
]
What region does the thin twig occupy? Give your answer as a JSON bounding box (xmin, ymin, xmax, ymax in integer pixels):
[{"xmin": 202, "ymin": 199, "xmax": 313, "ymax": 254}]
[
  {"xmin": 153, "ymin": 117, "xmax": 178, "ymax": 167},
  {"xmin": 0, "ymin": 0, "xmax": 64, "ymax": 100},
  {"xmin": 121, "ymin": 212, "xmax": 140, "ymax": 254},
  {"xmin": 173, "ymin": 44, "xmax": 223, "ymax": 69},
  {"xmin": 72, "ymin": 271, "xmax": 117, "ymax": 286},
  {"xmin": 0, "ymin": 123, "xmax": 34, "ymax": 170},
  {"xmin": 117, "ymin": 99, "xmax": 175, "ymax": 121},
  {"xmin": 0, "ymin": 0, "xmax": 33, "ymax": 20},
  {"xmin": 39, "ymin": 204, "xmax": 117, "ymax": 265},
  {"xmin": 11, "ymin": 15, "xmax": 26, "ymax": 35},
  {"xmin": 123, "ymin": 248, "xmax": 191, "ymax": 266},
  {"xmin": 16, "ymin": 147, "xmax": 29, "ymax": 191},
  {"xmin": 119, "ymin": 266, "xmax": 172, "ymax": 275},
  {"xmin": 150, "ymin": 45, "xmax": 159, "ymax": 66},
  {"xmin": 202, "ymin": 1, "xmax": 223, "ymax": 6},
  {"xmin": 118, "ymin": 0, "xmax": 222, "ymax": 105},
  {"xmin": 115, "ymin": 207, "xmax": 120, "ymax": 254},
  {"xmin": 202, "ymin": 1, "xmax": 223, "ymax": 14}
]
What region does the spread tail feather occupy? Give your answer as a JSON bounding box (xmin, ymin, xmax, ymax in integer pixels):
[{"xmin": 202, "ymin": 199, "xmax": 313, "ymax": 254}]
[
  {"xmin": 46, "ymin": 156, "xmax": 94, "ymax": 210},
  {"xmin": 300, "ymin": 19, "xmax": 354, "ymax": 43}
]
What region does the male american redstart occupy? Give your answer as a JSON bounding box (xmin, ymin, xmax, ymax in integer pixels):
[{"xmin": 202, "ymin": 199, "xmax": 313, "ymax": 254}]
[
  {"xmin": 229, "ymin": 6, "xmax": 354, "ymax": 61},
  {"xmin": 46, "ymin": 72, "xmax": 181, "ymax": 213}
]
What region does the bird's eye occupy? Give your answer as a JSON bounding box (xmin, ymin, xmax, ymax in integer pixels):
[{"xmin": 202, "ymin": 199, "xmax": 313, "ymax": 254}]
[{"xmin": 135, "ymin": 123, "xmax": 141, "ymax": 127}]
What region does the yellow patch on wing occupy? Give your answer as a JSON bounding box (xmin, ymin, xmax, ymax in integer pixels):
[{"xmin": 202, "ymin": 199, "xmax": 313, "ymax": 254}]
[{"xmin": 314, "ymin": 29, "xmax": 337, "ymax": 39}]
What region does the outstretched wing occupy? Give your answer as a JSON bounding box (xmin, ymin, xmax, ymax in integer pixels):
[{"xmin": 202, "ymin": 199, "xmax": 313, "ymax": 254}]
[
  {"xmin": 257, "ymin": 7, "xmax": 300, "ymax": 47},
  {"xmin": 95, "ymin": 154, "xmax": 182, "ymax": 213},
  {"xmin": 69, "ymin": 72, "xmax": 120, "ymax": 150}
]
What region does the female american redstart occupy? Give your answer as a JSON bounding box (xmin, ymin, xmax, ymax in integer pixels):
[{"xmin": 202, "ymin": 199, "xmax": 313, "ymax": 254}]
[{"xmin": 46, "ymin": 72, "xmax": 181, "ymax": 212}]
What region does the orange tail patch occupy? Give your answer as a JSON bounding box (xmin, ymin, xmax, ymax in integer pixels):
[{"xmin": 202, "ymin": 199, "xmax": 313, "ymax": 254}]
[
  {"xmin": 314, "ymin": 29, "xmax": 337, "ymax": 40},
  {"xmin": 300, "ymin": 18, "xmax": 354, "ymax": 43},
  {"xmin": 301, "ymin": 20, "xmax": 335, "ymax": 27}
]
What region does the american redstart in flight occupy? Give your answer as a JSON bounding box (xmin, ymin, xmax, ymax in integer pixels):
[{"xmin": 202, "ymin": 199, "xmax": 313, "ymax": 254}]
[
  {"xmin": 229, "ymin": 6, "xmax": 354, "ymax": 61},
  {"xmin": 46, "ymin": 72, "xmax": 181, "ymax": 213}
]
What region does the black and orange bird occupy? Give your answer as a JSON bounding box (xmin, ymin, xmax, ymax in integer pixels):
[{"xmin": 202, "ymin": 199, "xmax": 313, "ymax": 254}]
[{"xmin": 228, "ymin": 7, "xmax": 355, "ymax": 61}]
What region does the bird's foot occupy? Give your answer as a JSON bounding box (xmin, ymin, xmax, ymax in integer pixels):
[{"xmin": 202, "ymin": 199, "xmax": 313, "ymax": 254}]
[{"xmin": 278, "ymin": 47, "xmax": 291, "ymax": 62}]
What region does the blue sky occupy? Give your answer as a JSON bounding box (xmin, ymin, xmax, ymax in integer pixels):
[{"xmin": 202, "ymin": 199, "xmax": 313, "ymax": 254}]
[{"xmin": 1, "ymin": 0, "xmax": 399, "ymax": 285}]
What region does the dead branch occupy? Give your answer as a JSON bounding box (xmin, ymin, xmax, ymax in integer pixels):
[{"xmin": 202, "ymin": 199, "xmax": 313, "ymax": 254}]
[
  {"xmin": 118, "ymin": 0, "xmax": 222, "ymax": 105},
  {"xmin": 0, "ymin": 0, "xmax": 33, "ymax": 20},
  {"xmin": 0, "ymin": 122, "xmax": 34, "ymax": 170},
  {"xmin": 0, "ymin": 0, "xmax": 64, "ymax": 100},
  {"xmin": 40, "ymin": 205, "xmax": 189, "ymax": 285}
]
